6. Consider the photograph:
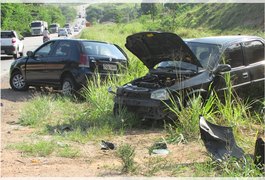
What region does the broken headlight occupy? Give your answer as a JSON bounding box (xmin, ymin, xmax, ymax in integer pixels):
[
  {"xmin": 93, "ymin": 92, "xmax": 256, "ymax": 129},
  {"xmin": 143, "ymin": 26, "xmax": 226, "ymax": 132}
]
[{"xmin": 151, "ymin": 89, "xmax": 170, "ymax": 101}]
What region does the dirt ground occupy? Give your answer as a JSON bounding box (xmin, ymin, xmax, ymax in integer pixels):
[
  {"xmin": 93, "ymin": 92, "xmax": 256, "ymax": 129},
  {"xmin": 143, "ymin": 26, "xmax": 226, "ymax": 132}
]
[{"xmin": 1, "ymin": 73, "xmax": 207, "ymax": 177}]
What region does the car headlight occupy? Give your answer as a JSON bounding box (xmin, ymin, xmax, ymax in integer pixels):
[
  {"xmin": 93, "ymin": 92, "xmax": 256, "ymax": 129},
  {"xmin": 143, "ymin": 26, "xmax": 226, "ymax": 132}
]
[{"xmin": 151, "ymin": 89, "xmax": 170, "ymax": 100}]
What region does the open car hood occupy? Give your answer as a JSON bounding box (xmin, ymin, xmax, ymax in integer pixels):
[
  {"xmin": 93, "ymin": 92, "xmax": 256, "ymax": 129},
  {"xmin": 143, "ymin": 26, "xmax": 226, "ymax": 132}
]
[{"xmin": 125, "ymin": 32, "xmax": 202, "ymax": 69}]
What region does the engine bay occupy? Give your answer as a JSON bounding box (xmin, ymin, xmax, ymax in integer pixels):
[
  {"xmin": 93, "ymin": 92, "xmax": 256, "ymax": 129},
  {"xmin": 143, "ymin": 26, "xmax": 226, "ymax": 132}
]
[{"xmin": 131, "ymin": 71, "xmax": 192, "ymax": 89}]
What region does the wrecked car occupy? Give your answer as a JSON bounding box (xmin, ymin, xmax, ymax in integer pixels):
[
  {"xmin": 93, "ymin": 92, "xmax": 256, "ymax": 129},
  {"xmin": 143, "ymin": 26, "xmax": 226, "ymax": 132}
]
[{"xmin": 110, "ymin": 32, "xmax": 264, "ymax": 120}]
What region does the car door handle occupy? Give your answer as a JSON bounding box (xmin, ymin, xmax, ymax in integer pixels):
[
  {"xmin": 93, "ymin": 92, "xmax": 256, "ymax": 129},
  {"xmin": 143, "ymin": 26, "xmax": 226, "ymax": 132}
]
[{"xmin": 242, "ymin": 72, "xmax": 249, "ymax": 79}]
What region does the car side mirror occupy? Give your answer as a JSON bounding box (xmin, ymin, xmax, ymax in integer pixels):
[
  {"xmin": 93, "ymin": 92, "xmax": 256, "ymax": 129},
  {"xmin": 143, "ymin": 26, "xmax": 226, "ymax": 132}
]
[
  {"xmin": 213, "ymin": 64, "xmax": 231, "ymax": 74},
  {"xmin": 26, "ymin": 51, "xmax": 34, "ymax": 57}
]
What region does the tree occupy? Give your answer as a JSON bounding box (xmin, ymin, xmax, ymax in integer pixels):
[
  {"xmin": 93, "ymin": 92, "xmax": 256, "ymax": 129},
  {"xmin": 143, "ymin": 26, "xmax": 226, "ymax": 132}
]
[{"xmin": 140, "ymin": 3, "xmax": 158, "ymax": 22}]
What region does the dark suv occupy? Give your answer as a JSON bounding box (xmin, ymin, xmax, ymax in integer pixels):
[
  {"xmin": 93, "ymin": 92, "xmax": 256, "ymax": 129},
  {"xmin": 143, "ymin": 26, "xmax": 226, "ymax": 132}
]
[
  {"xmin": 111, "ymin": 32, "xmax": 264, "ymax": 120},
  {"xmin": 9, "ymin": 39, "xmax": 128, "ymax": 94}
]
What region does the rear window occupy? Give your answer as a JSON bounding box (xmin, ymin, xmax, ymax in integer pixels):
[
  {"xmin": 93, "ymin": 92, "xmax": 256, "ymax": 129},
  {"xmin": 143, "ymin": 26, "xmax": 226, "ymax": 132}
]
[
  {"xmin": 81, "ymin": 41, "xmax": 127, "ymax": 60},
  {"xmin": 1, "ymin": 32, "xmax": 15, "ymax": 38}
]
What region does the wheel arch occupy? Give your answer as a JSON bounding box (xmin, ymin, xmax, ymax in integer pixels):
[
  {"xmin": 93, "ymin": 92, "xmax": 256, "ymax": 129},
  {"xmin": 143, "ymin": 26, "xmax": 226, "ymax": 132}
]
[{"xmin": 60, "ymin": 71, "xmax": 75, "ymax": 84}]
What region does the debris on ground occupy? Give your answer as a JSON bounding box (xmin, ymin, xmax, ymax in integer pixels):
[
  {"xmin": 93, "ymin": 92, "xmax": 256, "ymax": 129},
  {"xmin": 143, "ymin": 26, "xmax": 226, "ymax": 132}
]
[
  {"xmin": 101, "ymin": 140, "xmax": 115, "ymax": 150},
  {"xmin": 254, "ymin": 135, "xmax": 265, "ymax": 172},
  {"xmin": 199, "ymin": 115, "xmax": 245, "ymax": 161},
  {"xmin": 149, "ymin": 142, "xmax": 169, "ymax": 155}
]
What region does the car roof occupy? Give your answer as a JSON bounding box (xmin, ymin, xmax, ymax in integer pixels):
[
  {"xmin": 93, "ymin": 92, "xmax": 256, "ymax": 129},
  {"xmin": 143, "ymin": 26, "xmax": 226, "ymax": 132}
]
[
  {"xmin": 185, "ymin": 35, "xmax": 263, "ymax": 46},
  {"xmin": 50, "ymin": 38, "xmax": 113, "ymax": 45}
]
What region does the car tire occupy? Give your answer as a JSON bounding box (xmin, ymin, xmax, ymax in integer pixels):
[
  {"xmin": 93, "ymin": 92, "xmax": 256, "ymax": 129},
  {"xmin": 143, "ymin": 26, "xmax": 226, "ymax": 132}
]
[
  {"xmin": 10, "ymin": 71, "xmax": 28, "ymax": 91},
  {"xmin": 13, "ymin": 49, "xmax": 19, "ymax": 59},
  {"xmin": 61, "ymin": 76, "xmax": 76, "ymax": 96},
  {"xmin": 19, "ymin": 48, "xmax": 24, "ymax": 57},
  {"xmin": 113, "ymin": 103, "xmax": 120, "ymax": 116}
]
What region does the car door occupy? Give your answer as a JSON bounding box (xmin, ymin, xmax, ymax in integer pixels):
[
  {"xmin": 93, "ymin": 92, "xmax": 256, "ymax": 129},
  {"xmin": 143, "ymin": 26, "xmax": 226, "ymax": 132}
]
[
  {"xmin": 222, "ymin": 42, "xmax": 251, "ymax": 95},
  {"xmin": 25, "ymin": 41, "xmax": 56, "ymax": 83},
  {"xmin": 44, "ymin": 41, "xmax": 74, "ymax": 83},
  {"xmin": 242, "ymin": 40, "xmax": 265, "ymax": 98}
]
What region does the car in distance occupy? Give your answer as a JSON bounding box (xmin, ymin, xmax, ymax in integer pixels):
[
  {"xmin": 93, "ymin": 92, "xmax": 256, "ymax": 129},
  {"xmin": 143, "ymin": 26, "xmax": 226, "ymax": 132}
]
[
  {"xmin": 9, "ymin": 39, "xmax": 128, "ymax": 95},
  {"xmin": 111, "ymin": 32, "xmax": 264, "ymax": 120},
  {"xmin": 58, "ymin": 28, "xmax": 68, "ymax": 37},
  {"xmin": 74, "ymin": 27, "xmax": 79, "ymax": 32},
  {"xmin": 66, "ymin": 28, "xmax": 72, "ymax": 35},
  {"xmin": 1, "ymin": 30, "xmax": 24, "ymax": 58}
]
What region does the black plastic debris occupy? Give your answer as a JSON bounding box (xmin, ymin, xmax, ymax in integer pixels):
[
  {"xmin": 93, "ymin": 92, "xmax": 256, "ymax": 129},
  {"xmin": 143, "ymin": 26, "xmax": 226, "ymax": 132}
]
[
  {"xmin": 254, "ymin": 136, "xmax": 265, "ymax": 171},
  {"xmin": 199, "ymin": 115, "xmax": 245, "ymax": 161},
  {"xmin": 101, "ymin": 140, "xmax": 115, "ymax": 150}
]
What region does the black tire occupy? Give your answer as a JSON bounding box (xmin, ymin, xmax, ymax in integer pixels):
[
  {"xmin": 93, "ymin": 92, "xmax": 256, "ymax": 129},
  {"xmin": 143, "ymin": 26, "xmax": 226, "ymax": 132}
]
[
  {"xmin": 13, "ymin": 49, "xmax": 19, "ymax": 59},
  {"xmin": 19, "ymin": 48, "xmax": 24, "ymax": 57},
  {"xmin": 61, "ymin": 76, "xmax": 76, "ymax": 96},
  {"xmin": 10, "ymin": 71, "xmax": 28, "ymax": 91},
  {"xmin": 113, "ymin": 103, "xmax": 120, "ymax": 116}
]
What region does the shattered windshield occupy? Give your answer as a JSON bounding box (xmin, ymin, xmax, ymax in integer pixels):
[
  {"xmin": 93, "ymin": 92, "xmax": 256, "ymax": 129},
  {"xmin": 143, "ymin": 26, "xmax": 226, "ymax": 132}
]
[
  {"xmin": 156, "ymin": 61, "xmax": 198, "ymax": 72},
  {"xmin": 186, "ymin": 42, "xmax": 221, "ymax": 70}
]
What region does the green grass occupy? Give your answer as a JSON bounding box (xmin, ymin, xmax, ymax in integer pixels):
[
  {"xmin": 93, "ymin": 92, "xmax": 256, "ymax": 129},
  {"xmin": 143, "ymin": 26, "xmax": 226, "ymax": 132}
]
[
  {"xmin": 116, "ymin": 143, "xmax": 136, "ymax": 173},
  {"xmin": 9, "ymin": 140, "xmax": 55, "ymax": 157},
  {"xmin": 15, "ymin": 18, "xmax": 264, "ymax": 176}
]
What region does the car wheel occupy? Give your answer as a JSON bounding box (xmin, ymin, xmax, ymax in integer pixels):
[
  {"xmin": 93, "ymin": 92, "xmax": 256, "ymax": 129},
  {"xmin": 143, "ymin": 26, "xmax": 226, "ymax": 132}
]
[
  {"xmin": 61, "ymin": 76, "xmax": 76, "ymax": 96},
  {"xmin": 13, "ymin": 49, "xmax": 19, "ymax": 59},
  {"xmin": 113, "ymin": 103, "xmax": 120, "ymax": 116},
  {"xmin": 19, "ymin": 48, "xmax": 24, "ymax": 57},
  {"xmin": 10, "ymin": 71, "xmax": 28, "ymax": 91}
]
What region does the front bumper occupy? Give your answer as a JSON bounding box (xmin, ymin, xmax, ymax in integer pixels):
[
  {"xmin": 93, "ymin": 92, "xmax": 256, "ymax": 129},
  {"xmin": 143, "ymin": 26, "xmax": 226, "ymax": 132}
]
[{"xmin": 114, "ymin": 96, "xmax": 170, "ymax": 120}]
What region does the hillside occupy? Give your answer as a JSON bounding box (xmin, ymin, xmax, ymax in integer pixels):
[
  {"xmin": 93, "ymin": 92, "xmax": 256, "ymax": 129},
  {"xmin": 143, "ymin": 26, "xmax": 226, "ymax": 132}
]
[
  {"xmin": 85, "ymin": 3, "xmax": 264, "ymax": 35},
  {"xmin": 177, "ymin": 3, "xmax": 264, "ymax": 30}
]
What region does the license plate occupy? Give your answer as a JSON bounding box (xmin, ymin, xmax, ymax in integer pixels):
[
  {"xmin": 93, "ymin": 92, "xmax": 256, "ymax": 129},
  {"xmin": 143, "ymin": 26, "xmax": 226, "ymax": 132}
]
[
  {"xmin": 1, "ymin": 50, "xmax": 5, "ymax": 54},
  {"xmin": 103, "ymin": 64, "xmax": 117, "ymax": 71}
]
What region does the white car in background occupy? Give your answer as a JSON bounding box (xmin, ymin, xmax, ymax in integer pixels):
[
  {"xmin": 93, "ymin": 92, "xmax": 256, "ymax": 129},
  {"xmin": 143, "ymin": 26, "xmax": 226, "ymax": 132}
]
[
  {"xmin": 58, "ymin": 28, "xmax": 68, "ymax": 37},
  {"xmin": 1, "ymin": 30, "xmax": 24, "ymax": 59}
]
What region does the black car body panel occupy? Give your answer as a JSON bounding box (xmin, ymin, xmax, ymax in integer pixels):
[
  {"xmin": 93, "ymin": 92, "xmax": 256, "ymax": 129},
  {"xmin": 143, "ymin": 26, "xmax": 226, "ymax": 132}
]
[
  {"xmin": 9, "ymin": 39, "xmax": 128, "ymax": 91},
  {"xmin": 125, "ymin": 31, "xmax": 202, "ymax": 69},
  {"xmin": 113, "ymin": 32, "xmax": 265, "ymax": 120}
]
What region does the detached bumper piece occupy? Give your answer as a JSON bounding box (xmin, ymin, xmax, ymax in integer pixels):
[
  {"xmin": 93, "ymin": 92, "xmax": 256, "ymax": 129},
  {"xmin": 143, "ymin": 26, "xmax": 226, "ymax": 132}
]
[
  {"xmin": 254, "ymin": 136, "xmax": 265, "ymax": 172},
  {"xmin": 199, "ymin": 116, "xmax": 245, "ymax": 161}
]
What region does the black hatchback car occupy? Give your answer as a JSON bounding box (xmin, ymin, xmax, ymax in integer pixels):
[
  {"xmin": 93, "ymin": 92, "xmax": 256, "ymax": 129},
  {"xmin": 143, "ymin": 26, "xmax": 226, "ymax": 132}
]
[
  {"xmin": 112, "ymin": 32, "xmax": 264, "ymax": 120},
  {"xmin": 9, "ymin": 39, "xmax": 128, "ymax": 94}
]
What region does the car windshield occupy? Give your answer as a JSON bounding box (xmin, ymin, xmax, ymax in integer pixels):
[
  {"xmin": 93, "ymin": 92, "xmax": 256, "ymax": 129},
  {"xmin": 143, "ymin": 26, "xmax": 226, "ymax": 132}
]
[
  {"xmin": 31, "ymin": 22, "xmax": 41, "ymax": 27},
  {"xmin": 50, "ymin": 24, "xmax": 58, "ymax": 28},
  {"xmin": 186, "ymin": 42, "xmax": 222, "ymax": 70},
  {"xmin": 156, "ymin": 61, "xmax": 198, "ymax": 72},
  {"xmin": 82, "ymin": 42, "xmax": 127, "ymax": 60}
]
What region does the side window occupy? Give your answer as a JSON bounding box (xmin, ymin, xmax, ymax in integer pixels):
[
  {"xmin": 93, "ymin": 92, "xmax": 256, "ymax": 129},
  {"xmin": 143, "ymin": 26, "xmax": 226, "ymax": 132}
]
[
  {"xmin": 54, "ymin": 41, "xmax": 72, "ymax": 56},
  {"xmin": 244, "ymin": 40, "xmax": 264, "ymax": 64},
  {"xmin": 223, "ymin": 43, "xmax": 244, "ymax": 68},
  {"xmin": 35, "ymin": 41, "xmax": 55, "ymax": 57}
]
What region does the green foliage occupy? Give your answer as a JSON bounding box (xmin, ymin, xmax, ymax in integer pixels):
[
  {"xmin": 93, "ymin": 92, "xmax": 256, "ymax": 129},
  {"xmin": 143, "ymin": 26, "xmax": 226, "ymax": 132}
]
[
  {"xmin": 85, "ymin": 4, "xmax": 139, "ymax": 24},
  {"xmin": 19, "ymin": 95, "xmax": 53, "ymax": 127},
  {"xmin": 116, "ymin": 144, "xmax": 136, "ymax": 173},
  {"xmin": 10, "ymin": 141, "xmax": 55, "ymax": 157},
  {"xmin": 57, "ymin": 146, "xmax": 80, "ymax": 158},
  {"xmin": 1, "ymin": 3, "xmax": 76, "ymax": 36}
]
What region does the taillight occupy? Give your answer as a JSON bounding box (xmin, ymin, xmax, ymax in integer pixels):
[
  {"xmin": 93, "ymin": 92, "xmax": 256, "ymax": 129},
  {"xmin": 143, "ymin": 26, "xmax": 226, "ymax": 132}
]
[
  {"xmin": 11, "ymin": 38, "xmax": 16, "ymax": 44},
  {"xmin": 79, "ymin": 54, "xmax": 90, "ymax": 68}
]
